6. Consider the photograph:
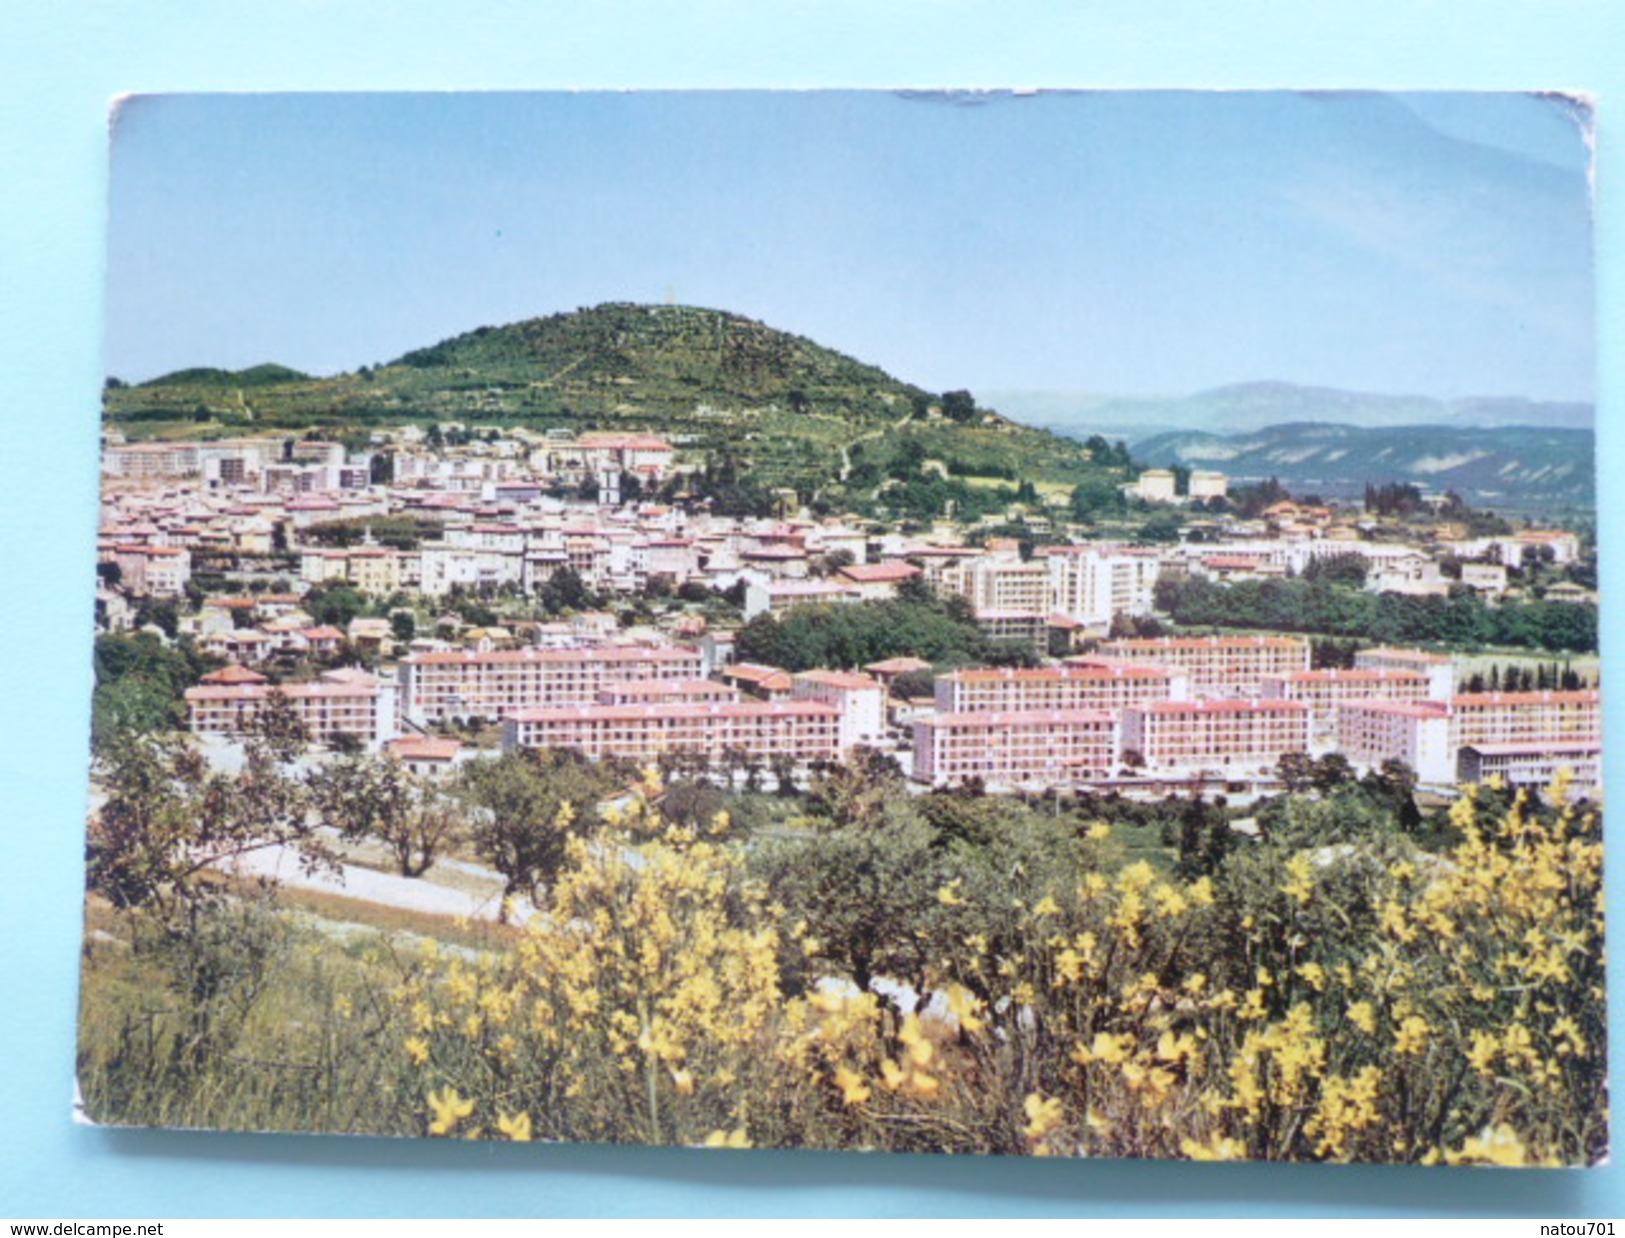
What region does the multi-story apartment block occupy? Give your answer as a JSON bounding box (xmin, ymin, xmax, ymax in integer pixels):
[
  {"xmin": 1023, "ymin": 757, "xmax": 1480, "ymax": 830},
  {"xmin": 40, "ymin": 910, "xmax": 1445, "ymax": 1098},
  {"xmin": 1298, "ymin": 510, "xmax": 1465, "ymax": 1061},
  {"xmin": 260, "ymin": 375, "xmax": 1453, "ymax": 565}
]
[
  {"xmin": 965, "ymin": 556, "xmax": 1049, "ymax": 614},
  {"xmin": 1128, "ymin": 469, "xmax": 1178, "ymax": 503},
  {"xmin": 597, "ymin": 679, "xmax": 741, "ymax": 706},
  {"xmin": 935, "ymin": 663, "xmax": 1183, "ymax": 714},
  {"xmin": 399, "ymin": 645, "xmax": 706, "ymax": 725},
  {"xmin": 973, "ymin": 609, "xmax": 1050, "ymax": 655},
  {"xmin": 1449, "ymin": 690, "xmax": 1601, "ymax": 749},
  {"xmin": 1336, "ymin": 700, "xmax": 1455, "ymax": 784},
  {"xmin": 1097, "ymin": 636, "xmax": 1310, "ymax": 698},
  {"xmin": 104, "ymin": 442, "xmax": 201, "ymax": 480},
  {"xmin": 1259, "ymin": 668, "xmax": 1431, "ymax": 747},
  {"xmin": 186, "ymin": 667, "xmax": 399, "ymax": 749},
  {"xmin": 904, "ymin": 547, "xmax": 981, "ymax": 596},
  {"xmin": 503, "ymin": 700, "xmax": 839, "ymax": 766},
  {"xmin": 791, "ymin": 670, "xmax": 886, "ymax": 754},
  {"xmin": 1354, "ymin": 646, "xmax": 1456, "ymax": 700},
  {"xmin": 1336, "ymin": 690, "xmax": 1600, "ymax": 788},
  {"xmin": 112, "ymin": 544, "xmax": 192, "ymax": 597},
  {"xmin": 1043, "ymin": 545, "xmax": 1160, "ymax": 628},
  {"xmin": 742, "ymin": 578, "xmax": 859, "ymax": 620},
  {"xmin": 346, "ymin": 547, "xmax": 404, "ymax": 597},
  {"xmin": 1457, "ymin": 741, "xmax": 1601, "ymax": 796},
  {"xmin": 1121, "ymin": 699, "xmax": 1310, "ymax": 775},
  {"xmin": 298, "ymin": 546, "xmax": 407, "ymax": 596},
  {"xmin": 912, "ymin": 708, "xmax": 1119, "ymax": 787},
  {"xmin": 417, "ymin": 541, "xmax": 525, "ymax": 597}
]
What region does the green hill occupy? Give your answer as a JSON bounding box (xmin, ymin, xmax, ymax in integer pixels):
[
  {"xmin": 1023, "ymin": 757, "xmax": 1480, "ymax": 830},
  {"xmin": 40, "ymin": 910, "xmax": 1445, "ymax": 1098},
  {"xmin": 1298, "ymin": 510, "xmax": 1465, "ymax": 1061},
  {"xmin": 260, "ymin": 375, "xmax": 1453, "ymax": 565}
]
[
  {"xmin": 136, "ymin": 362, "xmax": 313, "ymax": 389},
  {"xmin": 103, "ymin": 303, "xmax": 1121, "ymax": 500}
]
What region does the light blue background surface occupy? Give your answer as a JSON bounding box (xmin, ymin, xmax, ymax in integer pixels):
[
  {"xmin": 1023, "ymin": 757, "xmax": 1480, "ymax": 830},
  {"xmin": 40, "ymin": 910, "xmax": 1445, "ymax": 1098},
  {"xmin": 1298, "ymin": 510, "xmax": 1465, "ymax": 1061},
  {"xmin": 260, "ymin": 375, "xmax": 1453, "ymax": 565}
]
[{"xmin": 2, "ymin": 0, "xmax": 1621, "ymax": 1217}]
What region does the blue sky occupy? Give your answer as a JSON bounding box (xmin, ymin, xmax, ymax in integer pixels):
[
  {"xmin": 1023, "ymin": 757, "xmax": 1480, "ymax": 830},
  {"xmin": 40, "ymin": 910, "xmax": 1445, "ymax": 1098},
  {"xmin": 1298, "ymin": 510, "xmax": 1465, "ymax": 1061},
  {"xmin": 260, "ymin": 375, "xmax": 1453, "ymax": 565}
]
[{"xmin": 105, "ymin": 90, "xmax": 1595, "ymax": 402}]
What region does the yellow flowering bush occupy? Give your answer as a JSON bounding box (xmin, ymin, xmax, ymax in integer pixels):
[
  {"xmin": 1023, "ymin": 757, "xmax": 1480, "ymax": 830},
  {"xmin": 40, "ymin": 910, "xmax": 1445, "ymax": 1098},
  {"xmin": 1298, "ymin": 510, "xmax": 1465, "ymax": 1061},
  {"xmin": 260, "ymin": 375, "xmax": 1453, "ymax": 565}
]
[
  {"xmin": 384, "ymin": 778, "xmax": 1606, "ymax": 1162},
  {"xmin": 400, "ymin": 791, "xmax": 801, "ymax": 1146}
]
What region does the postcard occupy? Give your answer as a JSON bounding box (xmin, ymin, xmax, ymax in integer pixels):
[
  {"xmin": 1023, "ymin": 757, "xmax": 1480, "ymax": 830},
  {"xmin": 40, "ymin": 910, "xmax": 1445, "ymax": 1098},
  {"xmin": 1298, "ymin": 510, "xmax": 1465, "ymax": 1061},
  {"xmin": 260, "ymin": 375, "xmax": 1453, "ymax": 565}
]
[{"xmin": 81, "ymin": 90, "xmax": 1602, "ymax": 1165}]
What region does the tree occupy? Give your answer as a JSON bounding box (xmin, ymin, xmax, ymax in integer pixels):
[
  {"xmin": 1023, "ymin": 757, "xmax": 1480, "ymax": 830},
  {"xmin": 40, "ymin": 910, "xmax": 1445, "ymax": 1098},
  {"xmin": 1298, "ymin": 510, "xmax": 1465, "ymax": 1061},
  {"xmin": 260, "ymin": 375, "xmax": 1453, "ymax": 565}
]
[
  {"xmin": 390, "ymin": 610, "xmax": 417, "ymax": 644},
  {"xmin": 1310, "ymin": 752, "xmax": 1356, "ymax": 796},
  {"xmin": 1276, "ymin": 751, "xmax": 1316, "ymax": 795},
  {"xmin": 805, "ymin": 746, "xmax": 906, "ymax": 828},
  {"xmin": 1304, "ymin": 552, "xmax": 1369, "ymax": 588},
  {"xmin": 305, "ymin": 585, "xmax": 367, "ymax": 629},
  {"xmin": 1069, "ymin": 477, "xmax": 1124, "ymax": 521},
  {"xmin": 308, "ymin": 753, "xmax": 461, "ymax": 877},
  {"xmin": 88, "ymin": 727, "xmax": 325, "ymax": 922},
  {"xmin": 134, "ymin": 598, "xmax": 180, "ymax": 639},
  {"xmin": 1136, "ymin": 511, "xmax": 1184, "ymax": 544},
  {"xmin": 539, "ymin": 567, "xmax": 592, "ymax": 615},
  {"xmin": 91, "ymin": 632, "xmax": 208, "ymax": 746},
  {"xmin": 1174, "ymin": 795, "xmax": 1235, "ymax": 881},
  {"xmin": 754, "ymin": 810, "xmax": 945, "ymax": 994},
  {"xmin": 455, "ymin": 749, "xmax": 615, "ymax": 918},
  {"xmin": 1362, "ymin": 758, "xmax": 1424, "ymax": 835},
  {"xmin": 251, "ymin": 687, "xmax": 310, "ymax": 753},
  {"xmin": 941, "ymin": 390, "xmax": 977, "ymax": 423},
  {"xmin": 813, "ymin": 548, "xmax": 855, "ymax": 578}
]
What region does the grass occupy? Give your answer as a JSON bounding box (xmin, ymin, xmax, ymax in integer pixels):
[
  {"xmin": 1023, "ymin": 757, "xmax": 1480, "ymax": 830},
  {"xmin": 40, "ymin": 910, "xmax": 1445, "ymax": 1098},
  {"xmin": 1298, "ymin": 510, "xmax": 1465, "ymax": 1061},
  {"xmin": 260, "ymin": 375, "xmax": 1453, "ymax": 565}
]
[{"xmin": 271, "ymin": 884, "xmax": 522, "ymax": 953}]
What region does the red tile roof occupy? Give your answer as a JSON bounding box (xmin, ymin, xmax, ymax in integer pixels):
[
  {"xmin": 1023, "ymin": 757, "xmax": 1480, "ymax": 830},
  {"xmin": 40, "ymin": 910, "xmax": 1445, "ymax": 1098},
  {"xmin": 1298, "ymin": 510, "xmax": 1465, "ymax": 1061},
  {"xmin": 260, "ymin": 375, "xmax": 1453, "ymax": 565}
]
[
  {"xmin": 838, "ymin": 560, "xmax": 922, "ymax": 584},
  {"xmin": 387, "ymin": 737, "xmax": 463, "ymax": 761},
  {"xmin": 794, "ymin": 670, "xmax": 881, "ymax": 692},
  {"xmin": 200, "ymin": 664, "xmax": 269, "ymax": 686},
  {"xmin": 507, "ymin": 701, "xmax": 837, "ymax": 723},
  {"xmin": 406, "ymin": 646, "xmax": 699, "ymax": 667}
]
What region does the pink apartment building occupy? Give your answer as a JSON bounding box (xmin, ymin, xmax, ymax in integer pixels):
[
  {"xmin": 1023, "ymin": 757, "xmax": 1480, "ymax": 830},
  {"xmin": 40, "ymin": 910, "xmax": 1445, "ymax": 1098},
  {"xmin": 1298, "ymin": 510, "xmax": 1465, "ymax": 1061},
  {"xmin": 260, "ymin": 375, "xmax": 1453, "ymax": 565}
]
[
  {"xmin": 399, "ymin": 645, "xmax": 706, "ymax": 724},
  {"xmin": 913, "ymin": 708, "xmax": 1120, "ymax": 788}
]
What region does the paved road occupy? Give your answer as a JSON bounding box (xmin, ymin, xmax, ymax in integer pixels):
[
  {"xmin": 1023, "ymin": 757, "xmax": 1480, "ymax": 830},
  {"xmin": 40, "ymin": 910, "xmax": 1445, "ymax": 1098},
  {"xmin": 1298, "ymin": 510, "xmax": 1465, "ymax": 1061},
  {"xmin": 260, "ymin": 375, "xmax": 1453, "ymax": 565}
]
[{"xmin": 221, "ymin": 844, "xmax": 539, "ymax": 924}]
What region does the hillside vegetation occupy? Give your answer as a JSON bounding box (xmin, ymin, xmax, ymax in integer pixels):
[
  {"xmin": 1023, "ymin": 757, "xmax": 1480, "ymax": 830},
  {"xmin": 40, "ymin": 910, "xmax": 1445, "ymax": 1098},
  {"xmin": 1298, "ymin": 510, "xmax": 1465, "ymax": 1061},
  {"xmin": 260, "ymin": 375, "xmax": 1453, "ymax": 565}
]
[{"xmin": 105, "ymin": 303, "xmax": 1119, "ymax": 498}]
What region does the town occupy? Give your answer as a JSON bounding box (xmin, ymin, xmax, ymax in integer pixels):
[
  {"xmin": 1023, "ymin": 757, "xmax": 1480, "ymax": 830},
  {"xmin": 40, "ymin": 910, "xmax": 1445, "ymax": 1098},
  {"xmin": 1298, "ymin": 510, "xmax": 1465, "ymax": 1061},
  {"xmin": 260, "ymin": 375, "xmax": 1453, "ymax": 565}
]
[{"xmin": 97, "ymin": 422, "xmax": 1599, "ymax": 801}]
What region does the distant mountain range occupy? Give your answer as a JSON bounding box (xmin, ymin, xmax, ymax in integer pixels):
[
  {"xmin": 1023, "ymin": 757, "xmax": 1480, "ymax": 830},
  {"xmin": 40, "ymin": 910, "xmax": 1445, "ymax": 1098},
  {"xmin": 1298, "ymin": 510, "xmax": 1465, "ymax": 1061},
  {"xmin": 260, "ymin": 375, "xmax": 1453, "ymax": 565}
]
[
  {"xmin": 1127, "ymin": 420, "xmax": 1594, "ymax": 514},
  {"xmin": 991, "ymin": 381, "xmax": 1594, "ymax": 438}
]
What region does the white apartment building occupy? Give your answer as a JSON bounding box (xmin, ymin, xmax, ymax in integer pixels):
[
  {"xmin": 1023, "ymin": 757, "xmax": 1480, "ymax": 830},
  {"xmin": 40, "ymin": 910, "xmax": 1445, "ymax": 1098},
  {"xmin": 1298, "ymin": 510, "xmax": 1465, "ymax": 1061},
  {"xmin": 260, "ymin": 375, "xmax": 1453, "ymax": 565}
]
[
  {"xmin": 1354, "ymin": 647, "xmax": 1456, "ymax": 700},
  {"xmin": 964, "ymin": 556, "xmax": 1049, "ymax": 614},
  {"xmin": 418, "ymin": 541, "xmax": 525, "ymax": 597},
  {"xmin": 1043, "ymin": 545, "xmax": 1161, "ymax": 628},
  {"xmin": 791, "ymin": 670, "xmax": 886, "ymax": 754},
  {"xmin": 1458, "ymin": 741, "xmax": 1601, "ymax": 796},
  {"xmin": 1336, "ymin": 700, "xmax": 1455, "ymax": 784}
]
